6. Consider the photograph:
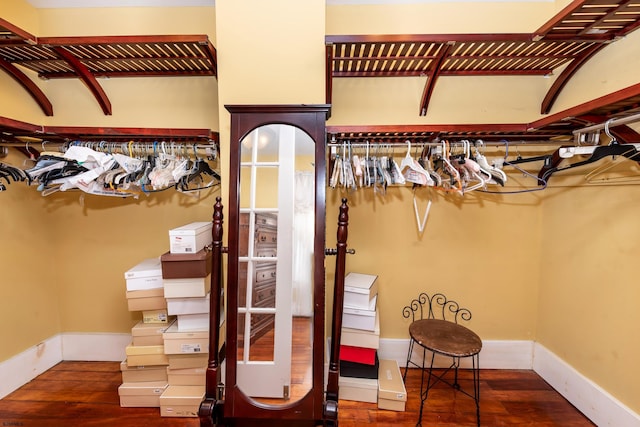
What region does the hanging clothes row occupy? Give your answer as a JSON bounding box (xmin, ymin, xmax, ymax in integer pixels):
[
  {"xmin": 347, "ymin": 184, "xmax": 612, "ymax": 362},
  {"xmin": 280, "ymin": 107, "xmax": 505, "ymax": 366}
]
[
  {"xmin": 0, "ymin": 140, "xmax": 219, "ymax": 197},
  {"xmin": 328, "ymin": 140, "xmax": 507, "ymax": 196}
]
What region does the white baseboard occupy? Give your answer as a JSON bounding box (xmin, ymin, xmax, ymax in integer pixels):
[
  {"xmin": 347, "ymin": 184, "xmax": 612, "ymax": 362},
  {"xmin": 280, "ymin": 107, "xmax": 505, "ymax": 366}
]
[
  {"xmin": 0, "ymin": 332, "xmax": 130, "ymax": 399},
  {"xmin": 3, "ymin": 334, "xmax": 639, "ymax": 427},
  {"xmin": 61, "ymin": 332, "xmax": 131, "ymax": 361},
  {"xmin": 533, "ymin": 343, "xmax": 640, "ymax": 427},
  {"xmin": 378, "ymin": 338, "xmax": 534, "ymax": 369},
  {"xmin": 0, "ymin": 334, "xmax": 62, "ymax": 399}
]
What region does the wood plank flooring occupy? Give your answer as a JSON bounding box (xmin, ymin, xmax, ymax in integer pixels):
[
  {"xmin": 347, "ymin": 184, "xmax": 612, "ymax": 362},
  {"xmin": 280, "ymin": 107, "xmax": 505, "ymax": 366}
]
[{"xmin": 0, "ymin": 361, "xmax": 595, "ymax": 427}]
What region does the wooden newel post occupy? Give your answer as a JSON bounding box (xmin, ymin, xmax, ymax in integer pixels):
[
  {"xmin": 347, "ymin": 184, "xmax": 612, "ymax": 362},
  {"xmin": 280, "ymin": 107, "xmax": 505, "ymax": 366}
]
[
  {"xmin": 199, "ymin": 196, "xmax": 224, "ymax": 427},
  {"xmin": 326, "ymin": 198, "xmax": 350, "ymax": 404}
]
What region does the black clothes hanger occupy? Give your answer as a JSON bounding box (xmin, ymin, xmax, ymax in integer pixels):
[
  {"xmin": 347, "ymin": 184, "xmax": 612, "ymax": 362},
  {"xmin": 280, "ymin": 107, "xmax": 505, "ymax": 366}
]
[
  {"xmin": 0, "ymin": 163, "xmax": 27, "ymax": 185},
  {"xmin": 538, "ymin": 141, "xmax": 640, "ymax": 183},
  {"xmin": 38, "ymin": 160, "xmax": 88, "ymax": 188}
]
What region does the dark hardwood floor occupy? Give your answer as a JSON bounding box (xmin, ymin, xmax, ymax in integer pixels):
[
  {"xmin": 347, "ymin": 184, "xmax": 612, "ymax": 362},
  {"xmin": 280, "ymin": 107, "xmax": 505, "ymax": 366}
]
[{"xmin": 0, "ymin": 361, "xmax": 595, "ymax": 427}]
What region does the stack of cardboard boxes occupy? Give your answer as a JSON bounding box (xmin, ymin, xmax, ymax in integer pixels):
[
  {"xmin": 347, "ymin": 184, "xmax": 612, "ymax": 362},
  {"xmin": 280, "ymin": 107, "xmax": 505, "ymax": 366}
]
[
  {"xmin": 339, "ymin": 272, "xmax": 380, "ymax": 403},
  {"xmin": 119, "ymin": 257, "xmax": 171, "ymax": 408},
  {"xmin": 339, "ymin": 272, "xmax": 407, "ymax": 412},
  {"xmin": 118, "ymin": 221, "xmax": 214, "ymax": 417}
]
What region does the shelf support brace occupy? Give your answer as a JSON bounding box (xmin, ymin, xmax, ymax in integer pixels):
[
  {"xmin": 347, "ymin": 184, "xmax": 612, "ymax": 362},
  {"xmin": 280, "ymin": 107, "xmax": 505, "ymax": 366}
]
[
  {"xmin": 419, "ymin": 43, "xmax": 453, "ymax": 117},
  {"xmin": 540, "ymin": 44, "xmax": 604, "ymax": 115},
  {"xmin": 0, "ymin": 58, "xmax": 53, "ymax": 116},
  {"xmin": 52, "ymin": 46, "xmax": 112, "ymax": 115}
]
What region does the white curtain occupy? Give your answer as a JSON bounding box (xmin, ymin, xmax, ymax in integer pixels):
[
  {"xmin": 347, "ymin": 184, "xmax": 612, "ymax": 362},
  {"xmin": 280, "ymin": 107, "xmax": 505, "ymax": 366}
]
[{"xmin": 291, "ymin": 171, "xmax": 314, "ymax": 317}]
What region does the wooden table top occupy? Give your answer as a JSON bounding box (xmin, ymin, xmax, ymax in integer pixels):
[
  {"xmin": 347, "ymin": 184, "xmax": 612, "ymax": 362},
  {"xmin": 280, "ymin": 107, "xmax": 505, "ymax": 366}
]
[{"xmin": 409, "ymin": 318, "xmax": 482, "ymax": 357}]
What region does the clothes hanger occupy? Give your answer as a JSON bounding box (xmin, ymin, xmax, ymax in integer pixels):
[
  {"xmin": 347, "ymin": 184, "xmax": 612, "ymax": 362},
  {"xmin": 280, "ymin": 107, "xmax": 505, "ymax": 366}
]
[
  {"xmin": 438, "ymin": 140, "xmax": 462, "ymax": 193},
  {"xmin": 413, "ymin": 188, "xmax": 432, "ymax": 234},
  {"xmin": 471, "ymin": 141, "xmax": 506, "ymax": 186},
  {"xmin": 457, "ymin": 141, "xmax": 487, "ymax": 193},
  {"xmin": 539, "ymin": 120, "xmax": 640, "ymax": 183},
  {"xmin": 401, "ymin": 140, "xmax": 434, "ymax": 186}
]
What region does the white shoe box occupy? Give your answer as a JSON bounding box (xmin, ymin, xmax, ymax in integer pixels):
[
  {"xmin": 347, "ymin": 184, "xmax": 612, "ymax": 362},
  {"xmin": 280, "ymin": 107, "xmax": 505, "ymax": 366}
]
[
  {"xmin": 164, "ymin": 275, "xmax": 211, "ymax": 299},
  {"xmin": 169, "ymin": 222, "xmax": 213, "ymax": 254},
  {"xmin": 167, "ymin": 292, "xmax": 210, "ymax": 316},
  {"xmin": 344, "ymin": 272, "xmax": 378, "ymax": 309},
  {"xmin": 343, "ymin": 296, "xmax": 377, "ymax": 331},
  {"xmin": 124, "ymin": 258, "xmax": 163, "ymax": 291}
]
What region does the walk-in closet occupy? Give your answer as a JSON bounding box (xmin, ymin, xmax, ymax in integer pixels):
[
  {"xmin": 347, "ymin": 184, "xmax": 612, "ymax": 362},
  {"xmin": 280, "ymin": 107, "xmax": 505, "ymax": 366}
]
[{"xmin": 1, "ymin": 1, "xmax": 639, "ymax": 426}]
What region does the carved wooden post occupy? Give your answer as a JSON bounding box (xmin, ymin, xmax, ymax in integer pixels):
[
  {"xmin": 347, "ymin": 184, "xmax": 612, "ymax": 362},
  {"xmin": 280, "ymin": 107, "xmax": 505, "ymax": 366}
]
[
  {"xmin": 199, "ymin": 196, "xmax": 224, "ymax": 427},
  {"xmin": 325, "ymin": 198, "xmax": 349, "ymax": 420}
]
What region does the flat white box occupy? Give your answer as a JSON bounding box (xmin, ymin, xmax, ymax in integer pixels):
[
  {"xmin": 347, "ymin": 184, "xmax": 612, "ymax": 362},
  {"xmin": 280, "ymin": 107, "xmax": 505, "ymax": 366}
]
[
  {"xmin": 341, "ymin": 311, "xmax": 380, "ymax": 349},
  {"xmin": 120, "ymin": 360, "xmax": 168, "ymax": 383},
  {"xmin": 131, "ymin": 320, "xmax": 175, "ymax": 346},
  {"xmin": 177, "ymin": 313, "xmax": 210, "ymax": 332},
  {"xmin": 338, "ymin": 375, "xmax": 378, "ymax": 403},
  {"xmin": 167, "ymin": 366, "xmax": 206, "ymax": 386},
  {"xmin": 159, "ymin": 385, "xmax": 205, "ymax": 417},
  {"xmin": 377, "ymin": 359, "xmax": 407, "ymax": 411},
  {"xmin": 163, "ymin": 323, "xmax": 209, "ymax": 355},
  {"xmin": 118, "ymin": 381, "xmax": 168, "ymax": 407},
  {"xmin": 167, "ymin": 292, "xmax": 210, "ymax": 316},
  {"xmin": 124, "ymin": 258, "xmax": 163, "ymax": 291},
  {"xmin": 169, "ymin": 222, "xmax": 213, "ymax": 254},
  {"xmin": 342, "ymin": 297, "xmax": 377, "ymax": 331},
  {"xmin": 344, "ymin": 272, "xmax": 378, "ymax": 309},
  {"xmin": 164, "ymin": 275, "xmax": 211, "ymax": 299}
]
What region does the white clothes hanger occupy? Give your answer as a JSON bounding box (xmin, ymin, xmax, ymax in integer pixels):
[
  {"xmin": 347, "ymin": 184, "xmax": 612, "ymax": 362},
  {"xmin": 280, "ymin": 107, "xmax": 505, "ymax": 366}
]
[
  {"xmin": 413, "ymin": 190, "xmax": 432, "ymax": 234},
  {"xmin": 401, "ymin": 141, "xmax": 434, "ymax": 186}
]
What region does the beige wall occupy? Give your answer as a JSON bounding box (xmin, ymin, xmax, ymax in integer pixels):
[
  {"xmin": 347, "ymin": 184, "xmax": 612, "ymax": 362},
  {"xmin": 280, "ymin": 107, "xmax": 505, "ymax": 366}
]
[
  {"xmin": 0, "ymin": 150, "xmax": 62, "ymax": 361},
  {"xmin": 325, "ymin": 183, "xmax": 542, "ymax": 340},
  {"xmin": 325, "ymin": 2, "xmax": 553, "ymax": 34},
  {"xmin": 1, "ymin": 0, "xmax": 639, "ymax": 416},
  {"xmin": 538, "ymin": 178, "xmax": 640, "ymax": 412},
  {"xmin": 3, "ymin": 0, "xmax": 38, "ymax": 34}
]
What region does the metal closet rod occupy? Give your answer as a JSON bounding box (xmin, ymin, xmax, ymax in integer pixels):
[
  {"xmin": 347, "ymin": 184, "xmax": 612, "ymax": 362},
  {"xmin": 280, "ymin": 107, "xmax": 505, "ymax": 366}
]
[
  {"xmin": 573, "ymin": 112, "xmax": 640, "ymax": 135},
  {"xmin": 0, "ymin": 141, "xmax": 217, "ymax": 150},
  {"xmin": 326, "ymin": 139, "xmax": 571, "ymax": 148}
]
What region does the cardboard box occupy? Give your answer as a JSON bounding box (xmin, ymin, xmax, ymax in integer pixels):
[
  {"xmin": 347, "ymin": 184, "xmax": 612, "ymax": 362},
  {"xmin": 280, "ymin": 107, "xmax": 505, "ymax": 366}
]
[
  {"xmin": 343, "ymin": 298, "xmax": 377, "ymax": 331},
  {"xmin": 341, "ymin": 311, "xmax": 380, "ymax": 349},
  {"xmin": 161, "ymin": 249, "xmax": 212, "ymax": 279},
  {"xmin": 377, "ymin": 359, "xmax": 407, "ymax": 411},
  {"xmin": 120, "ymin": 360, "xmax": 168, "ymax": 383},
  {"xmin": 126, "ymin": 343, "xmax": 165, "ymax": 356},
  {"xmin": 124, "ymin": 258, "xmax": 163, "ymax": 291},
  {"xmin": 131, "ymin": 320, "xmax": 175, "ymax": 346},
  {"xmin": 127, "ymin": 287, "xmax": 167, "ymax": 312},
  {"xmin": 344, "ymin": 272, "xmax": 379, "ymax": 309},
  {"xmin": 164, "ymin": 275, "xmax": 211, "ymax": 299},
  {"xmin": 169, "ymin": 222, "xmax": 213, "ymax": 254},
  {"xmin": 126, "ymin": 343, "xmax": 169, "ymax": 367},
  {"xmin": 142, "ymin": 309, "xmax": 171, "ymax": 324},
  {"xmin": 177, "ymin": 313, "xmax": 210, "ymax": 332},
  {"xmin": 163, "ymin": 323, "xmax": 209, "ymax": 355},
  {"xmin": 159, "ymin": 385, "xmax": 206, "ymax": 417},
  {"xmin": 167, "ymin": 366, "xmax": 206, "ymax": 386},
  {"xmin": 338, "ymin": 375, "xmax": 378, "ymax": 403},
  {"xmin": 118, "ymin": 381, "xmax": 168, "ymax": 407},
  {"xmin": 127, "ymin": 353, "xmax": 169, "ymax": 367},
  {"xmin": 166, "ymin": 292, "xmax": 210, "ymax": 316},
  {"xmin": 168, "ymin": 354, "xmax": 209, "ymax": 370}
]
